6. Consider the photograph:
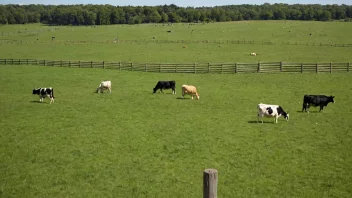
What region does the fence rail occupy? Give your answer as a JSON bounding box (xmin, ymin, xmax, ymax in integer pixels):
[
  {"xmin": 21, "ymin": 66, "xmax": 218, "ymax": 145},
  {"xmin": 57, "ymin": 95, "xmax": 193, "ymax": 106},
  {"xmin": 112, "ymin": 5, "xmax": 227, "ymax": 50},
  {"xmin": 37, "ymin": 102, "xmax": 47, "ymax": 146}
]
[
  {"xmin": 1, "ymin": 39, "xmax": 352, "ymax": 48},
  {"xmin": 0, "ymin": 58, "xmax": 350, "ymax": 74}
]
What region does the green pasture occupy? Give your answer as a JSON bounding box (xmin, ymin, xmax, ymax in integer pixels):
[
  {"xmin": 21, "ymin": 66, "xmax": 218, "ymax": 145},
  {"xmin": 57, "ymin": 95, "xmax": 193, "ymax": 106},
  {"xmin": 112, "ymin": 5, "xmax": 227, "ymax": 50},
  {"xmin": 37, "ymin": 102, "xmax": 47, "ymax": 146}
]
[
  {"xmin": 0, "ymin": 65, "xmax": 351, "ymax": 197},
  {"xmin": 0, "ymin": 21, "xmax": 351, "ymax": 63}
]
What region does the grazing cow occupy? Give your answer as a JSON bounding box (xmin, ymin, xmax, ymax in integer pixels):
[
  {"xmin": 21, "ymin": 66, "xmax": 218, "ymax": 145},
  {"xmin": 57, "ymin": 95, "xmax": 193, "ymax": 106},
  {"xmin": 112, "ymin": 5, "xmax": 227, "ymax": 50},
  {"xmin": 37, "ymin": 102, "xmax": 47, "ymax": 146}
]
[
  {"xmin": 181, "ymin": 85, "xmax": 200, "ymax": 100},
  {"xmin": 32, "ymin": 87, "xmax": 55, "ymax": 104},
  {"xmin": 250, "ymin": 52, "xmax": 257, "ymax": 56},
  {"xmin": 153, "ymin": 80, "xmax": 176, "ymax": 94},
  {"xmin": 302, "ymin": 95, "xmax": 335, "ymax": 113},
  {"xmin": 257, "ymin": 103, "xmax": 289, "ymax": 123},
  {"xmin": 96, "ymin": 80, "xmax": 112, "ymax": 93}
]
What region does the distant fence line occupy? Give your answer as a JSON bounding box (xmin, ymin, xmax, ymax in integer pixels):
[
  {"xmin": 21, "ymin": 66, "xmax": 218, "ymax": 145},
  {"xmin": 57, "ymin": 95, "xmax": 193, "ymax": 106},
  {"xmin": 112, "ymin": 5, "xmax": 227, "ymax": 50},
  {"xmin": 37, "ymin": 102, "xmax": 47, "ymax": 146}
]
[
  {"xmin": 0, "ymin": 58, "xmax": 351, "ymax": 74},
  {"xmin": 0, "ymin": 39, "xmax": 351, "ymax": 48}
]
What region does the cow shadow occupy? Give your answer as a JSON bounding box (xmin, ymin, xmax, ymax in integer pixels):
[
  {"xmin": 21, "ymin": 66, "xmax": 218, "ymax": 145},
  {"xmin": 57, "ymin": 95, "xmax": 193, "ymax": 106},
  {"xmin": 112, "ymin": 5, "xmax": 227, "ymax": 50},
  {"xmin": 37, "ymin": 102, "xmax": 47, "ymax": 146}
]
[
  {"xmin": 296, "ymin": 111, "xmax": 319, "ymax": 113},
  {"xmin": 248, "ymin": 120, "xmax": 274, "ymax": 124},
  {"xmin": 30, "ymin": 101, "xmax": 42, "ymax": 103},
  {"xmin": 176, "ymin": 97, "xmax": 190, "ymax": 100}
]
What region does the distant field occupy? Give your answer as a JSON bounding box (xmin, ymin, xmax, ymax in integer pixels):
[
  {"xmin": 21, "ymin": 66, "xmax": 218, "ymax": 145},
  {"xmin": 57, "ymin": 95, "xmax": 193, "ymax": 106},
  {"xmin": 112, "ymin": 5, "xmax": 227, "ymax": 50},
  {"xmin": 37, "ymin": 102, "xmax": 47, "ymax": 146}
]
[
  {"xmin": 0, "ymin": 21, "xmax": 351, "ymax": 63},
  {"xmin": 0, "ymin": 65, "xmax": 352, "ymax": 197}
]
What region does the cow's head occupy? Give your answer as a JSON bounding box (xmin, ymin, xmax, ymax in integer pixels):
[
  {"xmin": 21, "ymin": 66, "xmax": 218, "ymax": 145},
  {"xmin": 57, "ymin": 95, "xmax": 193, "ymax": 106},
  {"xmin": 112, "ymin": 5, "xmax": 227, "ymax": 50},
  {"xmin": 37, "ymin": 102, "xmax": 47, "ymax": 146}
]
[
  {"xmin": 153, "ymin": 87, "xmax": 157, "ymax": 93},
  {"xmin": 329, "ymin": 96, "xmax": 335, "ymax": 103},
  {"xmin": 32, "ymin": 88, "xmax": 39, "ymax": 95},
  {"xmin": 285, "ymin": 112, "xmax": 289, "ymax": 121}
]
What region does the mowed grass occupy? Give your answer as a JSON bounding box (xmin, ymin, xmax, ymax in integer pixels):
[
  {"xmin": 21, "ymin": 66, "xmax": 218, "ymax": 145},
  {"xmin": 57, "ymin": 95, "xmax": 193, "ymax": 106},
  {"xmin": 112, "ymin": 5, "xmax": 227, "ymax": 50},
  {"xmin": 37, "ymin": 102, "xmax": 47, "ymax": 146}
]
[
  {"xmin": 0, "ymin": 21, "xmax": 351, "ymax": 63},
  {"xmin": 0, "ymin": 65, "xmax": 352, "ymax": 197}
]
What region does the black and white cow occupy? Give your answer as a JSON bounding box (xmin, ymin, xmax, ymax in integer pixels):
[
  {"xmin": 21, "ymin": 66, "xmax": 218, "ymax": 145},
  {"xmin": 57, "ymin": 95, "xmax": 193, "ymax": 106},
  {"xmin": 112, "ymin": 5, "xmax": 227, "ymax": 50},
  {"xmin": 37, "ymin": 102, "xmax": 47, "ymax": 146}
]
[
  {"xmin": 153, "ymin": 80, "xmax": 176, "ymax": 94},
  {"xmin": 302, "ymin": 95, "xmax": 335, "ymax": 113},
  {"xmin": 32, "ymin": 87, "xmax": 55, "ymax": 104},
  {"xmin": 257, "ymin": 103, "xmax": 289, "ymax": 123}
]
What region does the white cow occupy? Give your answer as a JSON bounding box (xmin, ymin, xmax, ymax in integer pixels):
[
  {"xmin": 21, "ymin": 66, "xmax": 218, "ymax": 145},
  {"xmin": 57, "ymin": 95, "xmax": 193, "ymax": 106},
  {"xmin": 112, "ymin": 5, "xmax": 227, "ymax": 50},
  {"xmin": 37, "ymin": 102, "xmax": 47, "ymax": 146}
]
[
  {"xmin": 250, "ymin": 52, "xmax": 257, "ymax": 56},
  {"xmin": 181, "ymin": 85, "xmax": 200, "ymax": 100},
  {"xmin": 257, "ymin": 103, "xmax": 289, "ymax": 123},
  {"xmin": 96, "ymin": 80, "xmax": 112, "ymax": 93}
]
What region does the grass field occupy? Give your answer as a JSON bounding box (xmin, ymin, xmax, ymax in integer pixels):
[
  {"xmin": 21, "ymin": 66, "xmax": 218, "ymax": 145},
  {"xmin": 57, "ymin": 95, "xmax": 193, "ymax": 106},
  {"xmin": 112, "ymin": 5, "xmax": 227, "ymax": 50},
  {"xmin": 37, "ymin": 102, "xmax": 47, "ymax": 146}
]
[
  {"xmin": 0, "ymin": 21, "xmax": 351, "ymax": 63},
  {"xmin": 0, "ymin": 65, "xmax": 351, "ymax": 197},
  {"xmin": 0, "ymin": 20, "xmax": 352, "ymax": 197}
]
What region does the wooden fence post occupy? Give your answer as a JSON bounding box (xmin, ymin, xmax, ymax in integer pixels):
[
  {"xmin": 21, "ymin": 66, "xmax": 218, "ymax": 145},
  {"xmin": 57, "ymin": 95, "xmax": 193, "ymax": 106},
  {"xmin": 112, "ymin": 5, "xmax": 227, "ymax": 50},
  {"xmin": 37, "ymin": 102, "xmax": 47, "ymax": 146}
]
[
  {"xmin": 348, "ymin": 62, "xmax": 350, "ymax": 72},
  {"xmin": 159, "ymin": 64, "xmax": 161, "ymax": 72},
  {"xmin": 203, "ymin": 169, "xmax": 218, "ymax": 198},
  {"xmin": 194, "ymin": 63, "xmax": 196, "ymax": 74},
  {"xmin": 330, "ymin": 62, "xmax": 332, "ymax": 73},
  {"xmin": 103, "ymin": 61, "xmax": 105, "ymax": 69},
  {"xmin": 221, "ymin": 64, "xmax": 223, "ymax": 74},
  {"xmin": 257, "ymin": 62, "xmax": 261, "ymax": 73},
  {"xmin": 19, "ymin": 59, "xmax": 21, "ymax": 65},
  {"xmin": 301, "ymin": 63, "xmax": 303, "ymax": 73},
  {"xmin": 316, "ymin": 63, "xmax": 318, "ymax": 73},
  {"xmin": 61, "ymin": 60, "xmax": 63, "ymax": 67},
  {"xmin": 175, "ymin": 64, "xmax": 177, "ymax": 73},
  {"xmin": 119, "ymin": 62, "xmax": 121, "ymax": 70},
  {"xmin": 145, "ymin": 63, "xmax": 147, "ymax": 72},
  {"xmin": 235, "ymin": 63, "xmax": 237, "ymax": 73},
  {"xmin": 36, "ymin": 59, "xmax": 38, "ymax": 65},
  {"xmin": 79, "ymin": 61, "xmax": 81, "ymax": 68},
  {"xmin": 131, "ymin": 63, "xmax": 133, "ymax": 71},
  {"xmin": 280, "ymin": 61, "xmax": 283, "ymax": 72},
  {"xmin": 44, "ymin": 60, "xmax": 46, "ymax": 66},
  {"xmin": 27, "ymin": 59, "xmax": 29, "ymax": 65},
  {"xmin": 12, "ymin": 59, "xmax": 13, "ymax": 65},
  {"xmin": 91, "ymin": 61, "xmax": 93, "ymax": 68},
  {"xmin": 69, "ymin": 61, "xmax": 71, "ymax": 67},
  {"xmin": 5, "ymin": 59, "xmax": 6, "ymax": 65},
  {"xmin": 208, "ymin": 63, "xmax": 210, "ymax": 73}
]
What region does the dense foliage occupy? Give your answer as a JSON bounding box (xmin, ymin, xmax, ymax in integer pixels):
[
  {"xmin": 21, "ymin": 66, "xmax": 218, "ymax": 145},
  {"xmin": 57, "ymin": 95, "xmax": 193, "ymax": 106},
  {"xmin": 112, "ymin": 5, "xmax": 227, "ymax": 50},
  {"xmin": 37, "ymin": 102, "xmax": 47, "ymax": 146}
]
[{"xmin": 0, "ymin": 3, "xmax": 351, "ymax": 25}]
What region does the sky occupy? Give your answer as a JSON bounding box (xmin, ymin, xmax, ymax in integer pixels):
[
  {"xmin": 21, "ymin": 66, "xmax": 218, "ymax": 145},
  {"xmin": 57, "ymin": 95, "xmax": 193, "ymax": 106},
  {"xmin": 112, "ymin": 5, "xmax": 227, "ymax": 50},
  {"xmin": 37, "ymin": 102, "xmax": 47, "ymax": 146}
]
[{"xmin": 0, "ymin": 0, "xmax": 350, "ymax": 7}]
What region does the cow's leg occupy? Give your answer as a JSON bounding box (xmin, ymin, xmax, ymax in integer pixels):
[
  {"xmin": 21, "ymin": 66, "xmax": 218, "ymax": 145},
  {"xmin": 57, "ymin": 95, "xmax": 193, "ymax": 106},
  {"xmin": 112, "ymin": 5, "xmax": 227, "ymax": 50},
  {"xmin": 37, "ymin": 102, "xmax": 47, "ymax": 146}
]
[
  {"xmin": 109, "ymin": 87, "xmax": 111, "ymax": 94},
  {"xmin": 319, "ymin": 106, "xmax": 323, "ymax": 112}
]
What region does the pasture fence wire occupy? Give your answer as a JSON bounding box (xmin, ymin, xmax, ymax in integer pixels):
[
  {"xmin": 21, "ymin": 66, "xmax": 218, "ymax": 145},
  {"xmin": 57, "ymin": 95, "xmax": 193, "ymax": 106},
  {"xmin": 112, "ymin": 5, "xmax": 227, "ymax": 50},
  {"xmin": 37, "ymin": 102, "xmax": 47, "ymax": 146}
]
[
  {"xmin": 0, "ymin": 58, "xmax": 351, "ymax": 74},
  {"xmin": 1, "ymin": 39, "xmax": 352, "ymax": 48}
]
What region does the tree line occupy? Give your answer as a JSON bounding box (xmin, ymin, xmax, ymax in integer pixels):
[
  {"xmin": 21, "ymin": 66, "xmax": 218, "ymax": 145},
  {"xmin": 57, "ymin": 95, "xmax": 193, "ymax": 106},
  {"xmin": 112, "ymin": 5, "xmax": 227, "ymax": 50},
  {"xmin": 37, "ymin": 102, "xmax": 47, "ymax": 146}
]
[{"xmin": 0, "ymin": 3, "xmax": 351, "ymax": 25}]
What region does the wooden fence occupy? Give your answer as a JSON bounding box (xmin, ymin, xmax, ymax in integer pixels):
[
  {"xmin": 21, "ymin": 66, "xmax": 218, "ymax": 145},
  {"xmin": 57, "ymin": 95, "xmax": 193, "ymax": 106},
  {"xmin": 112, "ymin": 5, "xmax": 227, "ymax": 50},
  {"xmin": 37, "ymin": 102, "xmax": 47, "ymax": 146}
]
[
  {"xmin": 0, "ymin": 58, "xmax": 351, "ymax": 74},
  {"xmin": 1, "ymin": 39, "xmax": 352, "ymax": 48}
]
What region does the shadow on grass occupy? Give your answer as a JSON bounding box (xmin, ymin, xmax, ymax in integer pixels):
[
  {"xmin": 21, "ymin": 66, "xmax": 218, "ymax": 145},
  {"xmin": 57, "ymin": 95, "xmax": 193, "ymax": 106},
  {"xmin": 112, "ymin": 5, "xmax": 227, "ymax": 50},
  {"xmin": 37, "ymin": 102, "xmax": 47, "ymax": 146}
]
[
  {"xmin": 248, "ymin": 121, "xmax": 275, "ymax": 124},
  {"xmin": 296, "ymin": 111, "xmax": 320, "ymax": 113},
  {"xmin": 176, "ymin": 97, "xmax": 190, "ymax": 100}
]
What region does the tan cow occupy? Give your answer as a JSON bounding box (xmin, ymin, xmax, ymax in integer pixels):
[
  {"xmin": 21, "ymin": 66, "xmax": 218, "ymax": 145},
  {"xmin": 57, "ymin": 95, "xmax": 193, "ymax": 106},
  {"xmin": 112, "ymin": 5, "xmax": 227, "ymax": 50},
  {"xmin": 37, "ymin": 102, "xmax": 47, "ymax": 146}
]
[
  {"xmin": 250, "ymin": 52, "xmax": 257, "ymax": 56},
  {"xmin": 181, "ymin": 85, "xmax": 200, "ymax": 100}
]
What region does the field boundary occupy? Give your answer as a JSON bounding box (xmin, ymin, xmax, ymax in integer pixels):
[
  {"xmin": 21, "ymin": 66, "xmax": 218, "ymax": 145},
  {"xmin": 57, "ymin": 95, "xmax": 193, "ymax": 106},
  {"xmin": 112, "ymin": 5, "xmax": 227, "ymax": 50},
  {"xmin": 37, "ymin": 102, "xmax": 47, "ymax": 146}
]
[
  {"xmin": 0, "ymin": 58, "xmax": 351, "ymax": 74},
  {"xmin": 0, "ymin": 39, "xmax": 351, "ymax": 48}
]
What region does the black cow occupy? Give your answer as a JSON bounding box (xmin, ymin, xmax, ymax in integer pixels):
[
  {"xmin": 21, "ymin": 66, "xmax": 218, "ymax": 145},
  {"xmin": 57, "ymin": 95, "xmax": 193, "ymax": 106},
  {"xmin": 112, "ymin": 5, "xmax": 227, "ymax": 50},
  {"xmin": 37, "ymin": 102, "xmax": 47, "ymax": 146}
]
[
  {"xmin": 153, "ymin": 80, "xmax": 176, "ymax": 94},
  {"xmin": 32, "ymin": 87, "xmax": 55, "ymax": 104},
  {"xmin": 302, "ymin": 95, "xmax": 335, "ymax": 113}
]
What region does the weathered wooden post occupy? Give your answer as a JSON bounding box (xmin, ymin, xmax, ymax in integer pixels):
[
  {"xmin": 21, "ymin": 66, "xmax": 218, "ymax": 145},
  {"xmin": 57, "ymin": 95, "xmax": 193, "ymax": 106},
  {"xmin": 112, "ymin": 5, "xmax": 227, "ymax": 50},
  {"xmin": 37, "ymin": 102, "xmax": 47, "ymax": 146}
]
[
  {"xmin": 19, "ymin": 59, "xmax": 21, "ymax": 65},
  {"xmin": 203, "ymin": 169, "xmax": 218, "ymax": 198},
  {"xmin": 61, "ymin": 60, "xmax": 63, "ymax": 67},
  {"xmin": 103, "ymin": 61, "xmax": 105, "ymax": 69},
  {"xmin": 208, "ymin": 63, "xmax": 210, "ymax": 73},
  {"xmin": 348, "ymin": 62, "xmax": 350, "ymax": 72},
  {"xmin": 280, "ymin": 61, "xmax": 283, "ymax": 72},
  {"xmin": 4, "ymin": 59, "xmax": 6, "ymax": 65},
  {"xmin": 316, "ymin": 63, "xmax": 318, "ymax": 73},
  {"xmin": 79, "ymin": 61, "xmax": 81, "ymax": 68},
  {"xmin": 194, "ymin": 63, "xmax": 196, "ymax": 74},
  {"xmin": 159, "ymin": 64, "xmax": 161, "ymax": 72},
  {"xmin": 12, "ymin": 59, "xmax": 13, "ymax": 65},
  {"xmin": 131, "ymin": 63, "xmax": 133, "ymax": 71},
  {"xmin": 91, "ymin": 61, "xmax": 93, "ymax": 68},
  {"xmin": 69, "ymin": 61, "xmax": 71, "ymax": 67},
  {"xmin": 301, "ymin": 63, "xmax": 303, "ymax": 73},
  {"xmin": 257, "ymin": 62, "xmax": 261, "ymax": 73},
  {"xmin": 330, "ymin": 62, "xmax": 332, "ymax": 73},
  {"xmin": 44, "ymin": 60, "xmax": 46, "ymax": 66},
  {"xmin": 27, "ymin": 59, "xmax": 29, "ymax": 65},
  {"xmin": 175, "ymin": 64, "xmax": 177, "ymax": 73},
  {"xmin": 145, "ymin": 63, "xmax": 147, "ymax": 72},
  {"xmin": 221, "ymin": 64, "xmax": 223, "ymax": 74},
  {"xmin": 235, "ymin": 63, "xmax": 237, "ymax": 73},
  {"xmin": 119, "ymin": 62, "xmax": 121, "ymax": 70}
]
